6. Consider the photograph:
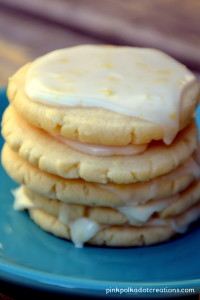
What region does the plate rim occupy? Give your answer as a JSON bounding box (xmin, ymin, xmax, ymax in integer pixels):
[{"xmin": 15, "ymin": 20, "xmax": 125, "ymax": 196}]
[{"xmin": 1, "ymin": 259, "xmax": 200, "ymax": 296}]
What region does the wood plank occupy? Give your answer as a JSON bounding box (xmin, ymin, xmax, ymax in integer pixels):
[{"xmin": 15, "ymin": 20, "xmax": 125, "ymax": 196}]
[
  {"xmin": 0, "ymin": 6, "xmax": 101, "ymax": 86},
  {"xmin": 0, "ymin": 0, "xmax": 200, "ymax": 69}
]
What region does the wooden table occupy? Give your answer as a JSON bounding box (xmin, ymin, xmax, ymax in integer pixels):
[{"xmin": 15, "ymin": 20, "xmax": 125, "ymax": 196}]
[{"xmin": 0, "ymin": 0, "xmax": 200, "ymax": 87}]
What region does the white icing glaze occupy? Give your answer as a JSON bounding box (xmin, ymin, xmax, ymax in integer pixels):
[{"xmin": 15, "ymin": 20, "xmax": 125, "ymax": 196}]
[
  {"xmin": 99, "ymin": 182, "xmax": 157, "ymax": 205},
  {"xmin": 69, "ymin": 218, "xmax": 100, "ymax": 248},
  {"xmin": 58, "ymin": 204, "xmax": 100, "ymax": 247},
  {"xmin": 98, "ymin": 156, "xmax": 200, "ymax": 204},
  {"xmin": 12, "ymin": 186, "xmax": 35, "ymax": 210},
  {"xmin": 134, "ymin": 203, "xmax": 200, "ymax": 232},
  {"xmin": 55, "ymin": 134, "xmax": 147, "ymax": 156},
  {"xmin": 116, "ymin": 195, "xmax": 177, "ymax": 225},
  {"xmin": 25, "ymin": 45, "xmax": 199, "ymax": 144}
]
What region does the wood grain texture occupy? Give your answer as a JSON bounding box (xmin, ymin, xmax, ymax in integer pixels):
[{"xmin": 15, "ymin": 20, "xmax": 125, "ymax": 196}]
[
  {"xmin": 0, "ymin": 0, "xmax": 199, "ymax": 85},
  {"xmin": 0, "ymin": 6, "xmax": 100, "ymax": 86},
  {"xmin": 0, "ymin": 0, "xmax": 200, "ymax": 68}
]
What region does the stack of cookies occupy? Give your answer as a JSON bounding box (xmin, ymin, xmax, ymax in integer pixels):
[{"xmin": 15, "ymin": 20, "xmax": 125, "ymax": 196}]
[{"xmin": 1, "ymin": 45, "xmax": 200, "ymax": 247}]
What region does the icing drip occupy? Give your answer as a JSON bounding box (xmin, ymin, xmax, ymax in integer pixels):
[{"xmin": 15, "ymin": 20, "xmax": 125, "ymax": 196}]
[
  {"xmin": 69, "ymin": 218, "xmax": 100, "ymax": 248},
  {"xmin": 58, "ymin": 204, "xmax": 100, "ymax": 247},
  {"xmin": 116, "ymin": 195, "xmax": 177, "ymax": 225},
  {"xmin": 12, "ymin": 186, "xmax": 35, "ymax": 210}
]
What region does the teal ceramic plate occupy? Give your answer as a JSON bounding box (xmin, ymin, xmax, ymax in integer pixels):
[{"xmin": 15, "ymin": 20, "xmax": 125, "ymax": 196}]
[{"xmin": 0, "ymin": 88, "xmax": 200, "ymax": 298}]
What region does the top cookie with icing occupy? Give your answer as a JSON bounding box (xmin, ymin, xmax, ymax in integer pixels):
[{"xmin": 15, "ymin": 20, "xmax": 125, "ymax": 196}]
[{"xmin": 7, "ymin": 45, "xmax": 200, "ymax": 146}]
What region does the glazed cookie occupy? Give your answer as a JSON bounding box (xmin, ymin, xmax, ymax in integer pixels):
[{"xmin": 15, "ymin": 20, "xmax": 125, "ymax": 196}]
[
  {"xmin": 28, "ymin": 203, "xmax": 200, "ymax": 247},
  {"xmin": 2, "ymin": 144, "xmax": 200, "ymax": 207},
  {"xmin": 2, "ymin": 105, "xmax": 198, "ymax": 184},
  {"xmin": 14, "ymin": 183, "xmax": 200, "ymax": 227},
  {"xmin": 7, "ymin": 45, "xmax": 200, "ymax": 146},
  {"xmin": 12, "ymin": 186, "xmax": 200, "ymax": 247}
]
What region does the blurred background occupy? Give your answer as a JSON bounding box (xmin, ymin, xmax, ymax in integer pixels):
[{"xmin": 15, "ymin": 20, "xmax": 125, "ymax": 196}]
[
  {"xmin": 0, "ymin": 1, "xmax": 200, "ymax": 300},
  {"xmin": 0, "ymin": 0, "xmax": 199, "ymax": 86}
]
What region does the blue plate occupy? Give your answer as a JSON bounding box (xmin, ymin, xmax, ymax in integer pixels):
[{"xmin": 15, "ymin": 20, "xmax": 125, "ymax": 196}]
[{"xmin": 0, "ymin": 87, "xmax": 200, "ymax": 298}]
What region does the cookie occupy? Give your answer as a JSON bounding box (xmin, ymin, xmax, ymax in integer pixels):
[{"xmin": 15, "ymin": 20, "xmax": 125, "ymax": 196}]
[
  {"xmin": 2, "ymin": 144, "xmax": 200, "ymax": 207},
  {"xmin": 2, "ymin": 105, "xmax": 198, "ymax": 184},
  {"xmin": 18, "ymin": 182, "xmax": 200, "ymax": 226},
  {"xmin": 7, "ymin": 45, "xmax": 200, "ymax": 146},
  {"xmin": 28, "ymin": 203, "xmax": 200, "ymax": 247},
  {"xmin": 10, "ymin": 184, "xmax": 200, "ymax": 247}
]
